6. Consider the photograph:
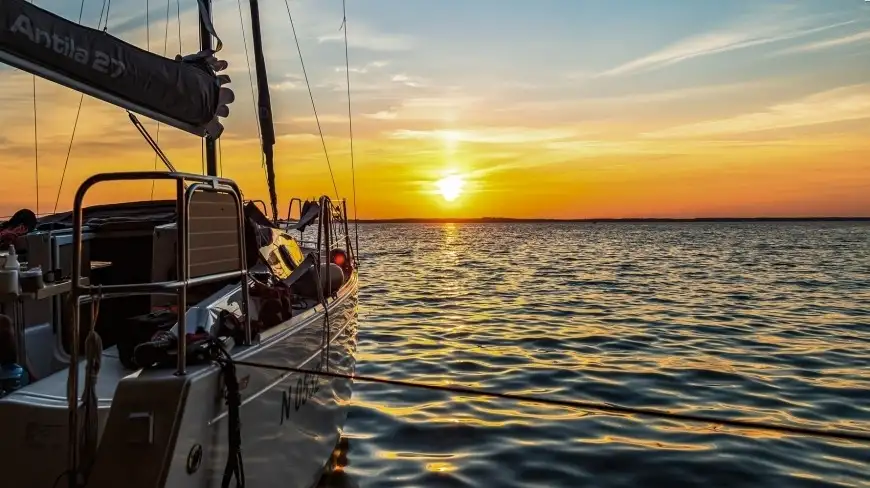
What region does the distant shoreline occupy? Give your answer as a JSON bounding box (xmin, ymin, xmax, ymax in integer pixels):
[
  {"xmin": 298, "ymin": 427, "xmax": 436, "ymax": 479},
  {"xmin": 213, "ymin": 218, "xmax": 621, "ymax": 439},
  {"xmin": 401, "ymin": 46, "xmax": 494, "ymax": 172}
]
[{"xmin": 352, "ymin": 217, "xmax": 870, "ymax": 224}]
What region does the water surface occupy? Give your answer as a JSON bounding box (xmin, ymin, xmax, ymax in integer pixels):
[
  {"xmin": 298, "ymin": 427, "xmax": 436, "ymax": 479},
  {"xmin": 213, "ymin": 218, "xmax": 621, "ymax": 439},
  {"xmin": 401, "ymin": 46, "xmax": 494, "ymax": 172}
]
[{"xmin": 321, "ymin": 222, "xmax": 870, "ymax": 487}]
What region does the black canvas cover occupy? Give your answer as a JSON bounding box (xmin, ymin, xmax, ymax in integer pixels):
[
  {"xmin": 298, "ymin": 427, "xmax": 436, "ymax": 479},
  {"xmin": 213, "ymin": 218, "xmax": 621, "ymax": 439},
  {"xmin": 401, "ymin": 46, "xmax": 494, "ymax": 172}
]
[{"xmin": 0, "ymin": 0, "xmax": 220, "ymax": 136}]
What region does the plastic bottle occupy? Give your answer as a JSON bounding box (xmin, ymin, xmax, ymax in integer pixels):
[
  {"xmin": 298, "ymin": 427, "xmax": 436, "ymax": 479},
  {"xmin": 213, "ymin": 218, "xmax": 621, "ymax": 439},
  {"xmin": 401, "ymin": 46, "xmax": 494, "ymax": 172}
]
[
  {"xmin": 0, "ymin": 363, "xmax": 28, "ymax": 397},
  {"xmin": 6, "ymin": 246, "xmax": 19, "ymax": 270},
  {"xmin": 0, "ymin": 245, "xmax": 19, "ymax": 295}
]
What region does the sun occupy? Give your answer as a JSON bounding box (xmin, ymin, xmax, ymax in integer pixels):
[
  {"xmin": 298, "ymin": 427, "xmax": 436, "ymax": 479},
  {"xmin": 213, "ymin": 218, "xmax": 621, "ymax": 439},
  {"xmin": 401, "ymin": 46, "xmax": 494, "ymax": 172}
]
[{"xmin": 436, "ymin": 174, "xmax": 465, "ymax": 202}]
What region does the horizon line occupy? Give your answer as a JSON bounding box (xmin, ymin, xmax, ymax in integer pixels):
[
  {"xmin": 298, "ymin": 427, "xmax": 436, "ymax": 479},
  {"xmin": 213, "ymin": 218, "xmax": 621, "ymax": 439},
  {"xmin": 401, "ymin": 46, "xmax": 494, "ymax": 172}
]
[{"xmin": 350, "ymin": 216, "xmax": 870, "ymax": 224}]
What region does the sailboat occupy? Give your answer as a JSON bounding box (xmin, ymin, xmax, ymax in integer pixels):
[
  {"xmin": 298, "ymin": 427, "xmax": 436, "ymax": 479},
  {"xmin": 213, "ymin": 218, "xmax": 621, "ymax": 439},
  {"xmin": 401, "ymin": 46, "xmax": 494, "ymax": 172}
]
[{"xmin": 0, "ymin": 0, "xmax": 359, "ymax": 487}]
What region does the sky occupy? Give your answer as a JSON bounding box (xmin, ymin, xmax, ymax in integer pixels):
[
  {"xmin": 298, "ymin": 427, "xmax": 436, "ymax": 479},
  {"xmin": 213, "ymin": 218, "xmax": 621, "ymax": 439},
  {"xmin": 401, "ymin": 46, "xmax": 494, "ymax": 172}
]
[{"xmin": 2, "ymin": 0, "xmax": 870, "ymax": 219}]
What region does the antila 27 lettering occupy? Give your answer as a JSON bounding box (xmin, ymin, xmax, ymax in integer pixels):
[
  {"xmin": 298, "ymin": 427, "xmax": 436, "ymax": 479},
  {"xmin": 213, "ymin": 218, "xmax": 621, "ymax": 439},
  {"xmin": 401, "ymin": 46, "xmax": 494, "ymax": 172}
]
[
  {"xmin": 10, "ymin": 13, "xmax": 125, "ymax": 77},
  {"xmin": 0, "ymin": 0, "xmax": 223, "ymax": 133}
]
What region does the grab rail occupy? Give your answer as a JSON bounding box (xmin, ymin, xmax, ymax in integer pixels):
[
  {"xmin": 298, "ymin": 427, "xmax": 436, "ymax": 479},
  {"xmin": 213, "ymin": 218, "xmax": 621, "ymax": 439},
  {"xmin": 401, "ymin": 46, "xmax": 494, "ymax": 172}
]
[
  {"xmin": 67, "ymin": 171, "xmax": 252, "ymax": 487},
  {"xmin": 285, "ymin": 197, "xmax": 303, "ymax": 222},
  {"xmin": 69, "ymin": 171, "xmax": 251, "ymax": 375},
  {"xmin": 282, "ymin": 196, "xmax": 356, "ymax": 264}
]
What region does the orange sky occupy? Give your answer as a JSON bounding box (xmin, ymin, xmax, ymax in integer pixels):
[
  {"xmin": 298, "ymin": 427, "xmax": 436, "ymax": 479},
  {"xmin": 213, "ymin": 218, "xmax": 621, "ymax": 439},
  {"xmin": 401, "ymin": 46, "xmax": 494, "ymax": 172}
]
[{"xmin": 2, "ymin": 0, "xmax": 869, "ymax": 219}]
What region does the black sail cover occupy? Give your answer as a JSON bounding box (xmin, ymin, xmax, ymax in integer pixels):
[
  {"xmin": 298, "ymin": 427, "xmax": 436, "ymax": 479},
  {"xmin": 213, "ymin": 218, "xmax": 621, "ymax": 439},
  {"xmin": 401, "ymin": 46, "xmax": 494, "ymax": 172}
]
[
  {"xmin": 0, "ymin": 0, "xmax": 223, "ymax": 136},
  {"xmin": 248, "ymin": 0, "xmax": 278, "ymax": 222}
]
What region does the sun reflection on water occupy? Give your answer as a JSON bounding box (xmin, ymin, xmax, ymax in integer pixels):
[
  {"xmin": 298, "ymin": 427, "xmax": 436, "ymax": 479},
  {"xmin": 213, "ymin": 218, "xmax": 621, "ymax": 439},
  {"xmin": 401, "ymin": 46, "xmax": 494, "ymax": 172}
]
[{"xmin": 330, "ymin": 222, "xmax": 870, "ymax": 488}]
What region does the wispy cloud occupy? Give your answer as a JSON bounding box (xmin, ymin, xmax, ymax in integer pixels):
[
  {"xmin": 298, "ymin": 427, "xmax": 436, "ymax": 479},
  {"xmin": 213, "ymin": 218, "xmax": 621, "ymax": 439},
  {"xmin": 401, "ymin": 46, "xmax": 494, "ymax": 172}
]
[
  {"xmin": 391, "ymin": 74, "xmax": 427, "ymax": 88},
  {"xmin": 364, "ymin": 110, "xmax": 398, "ymax": 120},
  {"xmin": 318, "ymin": 26, "xmax": 413, "ymax": 51},
  {"xmin": 543, "ymin": 136, "xmax": 860, "ymax": 156},
  {"xmin": 497, "ymin": 80, "xmax": 770, "ymax": 114},
  {"xmin": 613, "ymin": 81, "xmax": 769, "ymax": 104},
  {"xmin": 643, "ymin": 84, "xmax": 870, "ymax": 138},
  {"xmin": 334, "ymin": 61, "xmax": 390, "ymax": 74},
  {"xmin": 361, "ymin": 96, "xmax": 478, "ymax": 121},
  {"xmin": 269, "ymin": 73, "xmax": 305, "ymax": 91},
  {"xmin": 600, "ymin": 13, "xmax": 855, "ymax": 77},
  {"xmin": 290, "ymin": 114, "xmax": 348, "ymax": 124},
  {"xmin": 776, "ymin": 29, "xmax": 870, "ymax": 55},
  {"xmin": 270, "ymin": 81, "xmax": 302, "ymax": 91},
  {"xmin": 566, "ymin": 71, "xmax": 594, "ymax": 81},
  {"xmin": 389, "ymin": 127, "xmax": 577, "ymax": 144}
]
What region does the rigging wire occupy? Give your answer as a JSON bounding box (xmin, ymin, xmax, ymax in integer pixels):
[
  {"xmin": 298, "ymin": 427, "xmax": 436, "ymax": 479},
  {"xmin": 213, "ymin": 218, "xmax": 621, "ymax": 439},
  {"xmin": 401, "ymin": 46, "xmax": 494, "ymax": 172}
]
[
  {"xmin": 54, "ymin": 98, "xmax": 84, "ymax": 214},
  {"xmin": 128, "ymin": 112, "xmax": 177, "ymax": 172},
  {"xmin": 102, "ymin": 0, "xmax": 112, "ymax": 30},
  {"xmin": 234, "ymin": 0, "xmax": 262, "ymax": 146},
  {"xmin": 283, "ymin": 0, "xmax": 340, "ymax": 200},
  {"xmin": 218, "ymin": 138, "xmax": 223, "ymax": 177},
  {"xmin": 97, "ymin": 0, "xmax": 108, "ymax": 29},
  {"xmin": 150, "ymin": 0, "xmax": 172, "ymax": 199},
  {"xmin": 146, "ymin": 0, "xmax": 151, "ymax": 194},
  {"xmin": 175, "ymin": 0, "xmax": 182, "ymax": 53},
  {"xmin": 32, "ymin": 76, "xmax": 39, "ymax": 216},
  {"xmin": 341, "ymin": 0, "xmax": 360, "ymax": 263},
  {"xmin": 55, "ymin": 0, "xmax": 111, "ymax": 213},
  {"xmin": 27, "ymin": 0, "xmax": 37, "ymax": 215},
  {"xmin": 230, "ymin": 359, "xmax": 870, "ymax": 445}
]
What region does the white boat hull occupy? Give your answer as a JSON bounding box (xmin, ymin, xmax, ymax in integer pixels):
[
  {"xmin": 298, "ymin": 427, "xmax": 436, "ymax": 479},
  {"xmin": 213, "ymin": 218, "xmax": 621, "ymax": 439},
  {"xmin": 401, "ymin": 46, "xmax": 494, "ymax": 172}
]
[{"xmin": 0, "ymin": 271, "xmax": 358, "ymax": 488}]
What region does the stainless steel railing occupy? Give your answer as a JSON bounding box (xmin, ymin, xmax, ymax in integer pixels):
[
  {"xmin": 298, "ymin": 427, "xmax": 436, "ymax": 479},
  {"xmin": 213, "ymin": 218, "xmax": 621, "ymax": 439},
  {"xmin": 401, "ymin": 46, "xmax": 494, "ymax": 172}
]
[
  {"xmin": 67, "ymin": 171, "xmax": 253, "ymax": 488},
  {"xmin": 69, "ymin": 171, "xmax": 252, "ymax": 374},
  {"xmin": 282, "ymin": 196, "xmax": 356, "ymax": 265}
]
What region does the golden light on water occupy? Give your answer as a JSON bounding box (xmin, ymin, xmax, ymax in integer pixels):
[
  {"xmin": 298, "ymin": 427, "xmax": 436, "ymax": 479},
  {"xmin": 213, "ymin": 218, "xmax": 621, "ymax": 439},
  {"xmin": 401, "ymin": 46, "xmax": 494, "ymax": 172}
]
[{"xmin": 436, "ymin": 174, "xmax": 465, "ymax": 202}]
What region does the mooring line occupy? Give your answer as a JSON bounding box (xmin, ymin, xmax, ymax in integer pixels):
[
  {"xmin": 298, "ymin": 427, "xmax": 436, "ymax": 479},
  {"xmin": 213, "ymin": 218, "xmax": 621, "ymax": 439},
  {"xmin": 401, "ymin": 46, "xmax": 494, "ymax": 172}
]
[{"xmin": 230, "ymin": 359, "xmax": 870, "ymax": 444}]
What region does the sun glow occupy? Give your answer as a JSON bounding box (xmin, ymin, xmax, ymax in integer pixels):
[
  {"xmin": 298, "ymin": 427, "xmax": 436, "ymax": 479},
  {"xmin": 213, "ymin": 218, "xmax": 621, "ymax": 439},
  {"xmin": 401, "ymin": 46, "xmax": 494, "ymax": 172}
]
[{"xmin": 436, "ymin": 174, "xmax": 465, "ymax": 202}]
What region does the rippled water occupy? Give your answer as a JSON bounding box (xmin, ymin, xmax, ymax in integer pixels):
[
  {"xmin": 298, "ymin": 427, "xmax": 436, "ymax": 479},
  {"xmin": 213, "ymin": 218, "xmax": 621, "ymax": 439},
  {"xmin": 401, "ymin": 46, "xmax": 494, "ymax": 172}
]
[{"xmin": 319, "ymin": 222, "xmax": 870, "ymax": 488}]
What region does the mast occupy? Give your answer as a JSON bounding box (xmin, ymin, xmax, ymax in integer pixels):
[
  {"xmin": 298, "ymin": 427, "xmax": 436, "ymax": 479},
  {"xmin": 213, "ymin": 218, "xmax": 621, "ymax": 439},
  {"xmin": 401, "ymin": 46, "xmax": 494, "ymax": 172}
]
[
  {"xmin": 247, "ymin": 0, "xmax": 279, "ymax": 222},
  {"xmin": 200, "ymin": 0, "xmax": 218, "ymax": 176}
]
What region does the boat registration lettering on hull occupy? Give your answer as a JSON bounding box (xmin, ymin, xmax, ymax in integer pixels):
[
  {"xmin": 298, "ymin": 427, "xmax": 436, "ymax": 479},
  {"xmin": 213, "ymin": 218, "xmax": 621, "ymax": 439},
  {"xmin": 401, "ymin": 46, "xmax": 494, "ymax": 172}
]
[{"xmin": 279, "ymin": 359, "xmax": 325, "ymax": 424}]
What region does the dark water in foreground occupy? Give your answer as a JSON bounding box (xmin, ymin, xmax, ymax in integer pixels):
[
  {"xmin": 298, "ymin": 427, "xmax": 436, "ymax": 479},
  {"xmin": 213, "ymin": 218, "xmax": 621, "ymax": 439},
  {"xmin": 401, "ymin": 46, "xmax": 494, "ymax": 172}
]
[{"xmin": 320, "ymin": 222, "xmax": 870, "ymax": 488}]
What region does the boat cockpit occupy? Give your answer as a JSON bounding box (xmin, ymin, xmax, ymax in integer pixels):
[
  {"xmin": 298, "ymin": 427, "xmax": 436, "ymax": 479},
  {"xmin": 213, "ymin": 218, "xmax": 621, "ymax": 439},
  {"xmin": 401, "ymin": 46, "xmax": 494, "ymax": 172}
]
[{"xmin": 0, "ymin": 171, "xmax": 356, "ymax": 402}]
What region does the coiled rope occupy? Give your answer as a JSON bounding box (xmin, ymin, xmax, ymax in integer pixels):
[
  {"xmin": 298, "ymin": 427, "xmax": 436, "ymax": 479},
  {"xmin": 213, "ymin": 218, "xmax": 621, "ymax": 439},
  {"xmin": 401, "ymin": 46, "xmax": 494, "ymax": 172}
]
[
  {"xmin": 80, "ymin": 291, "xmax": 103, "ymax": 481},
  {"xmin": 209, "ymin": 340, "xmax": 245, "ymax": 488}
]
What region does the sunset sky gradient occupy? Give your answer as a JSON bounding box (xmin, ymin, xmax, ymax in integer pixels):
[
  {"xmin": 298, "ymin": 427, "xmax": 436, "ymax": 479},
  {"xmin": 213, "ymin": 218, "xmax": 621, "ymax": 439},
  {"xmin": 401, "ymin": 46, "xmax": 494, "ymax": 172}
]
[{"xmin": 2, "ymin": 0, "xmax": 869, "ymax": 218}]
